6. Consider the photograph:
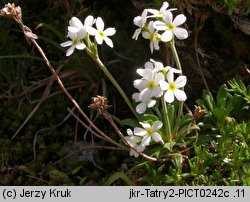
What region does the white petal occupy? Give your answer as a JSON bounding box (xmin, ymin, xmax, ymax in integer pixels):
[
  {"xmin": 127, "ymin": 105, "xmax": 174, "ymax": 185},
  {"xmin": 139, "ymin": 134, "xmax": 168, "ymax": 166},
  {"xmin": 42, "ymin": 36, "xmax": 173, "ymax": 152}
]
[
  {"xmin": 173, "ymin": 14, "xmax": 186, "ymax": 27},
  {"xmin": 60, "ymin": 41, "xmax": 72, "ymax": 47},
  {"xmin": 164, "ymin": 90, "xmax": 175, "ymax": 103},
  {"xmin": 136, "ymin": 102, "xmax": 147, "ymax": 114},
  {"xmin": 147, "ymin": 99, "xmax": 156, "ymax": 108},
  {"xmin": 87, "ymin": 27, "xmax": 98, "ymax": 36},
  {"xmin": 139, "ymin": 88, "xmax": 151, "ymax": 102},
  {"xmin": 69, "ymin": 17, "xmax": 83, "ymax": 28},
  {"xmin": 174, "ymin": 89, "xmax": 187, "ymax": 101},
  {"xmin": 173, "ymin": 27, "xmax": 188, "ymax": 39},
  {"xmin": 160, "ymin": 2, "xmax": 169, "ymax": 11},
  {"xmin": 132, "ymin": 92, "xmax": 140, "ymax": 101},
  {"xmin": 153, "ymin": 40, "xmax": 160, "ymax": 51},
  {"xmin": 96, "ymin": 17, "xmax": 104, "ymax": 31},
  {"xmin": 149, "ymin": 42, "xmax": 154, "ymax": 53},
  {"xmin": 152, "ymin": 132, "xmax": 164, "ymax": 143},
  {"xmin": 75, "ymin": 42, "xmax": 86, "ymax": 50},
  {"xmin": 77, "ymin": 28, "xmax": 87, "ymax": 39},
  {"xmin": 133, "ymin": 16, "xmax": 142, "ymax": 27},
  {"xmin": 175, "ymin": 76, "xmax": 187, "ymax": 88},
  {"xmin": 153, "ymin": 21, "xmax": 167, "ymax": 31},
  {"xmin": 104, "ymin": 37, "xmax": 114, "ymax": 47},
  {"xmin": 84, "ymin": 15, "xmax": 95, "ymax": 26},
  {"xmin": 134, "ymin": 128, "xmax": 147, "ymax": 136},
  {"xmin": 147, "ymin": 8, "xmax": 158, "ymax": 15},
  {"xmin": 127, "ymin": 129, "xmax": 133, "ymax": 136},
  {"xmin": 141, "ymin": 9, "xmax": 148, "ymax": 23},
  {"xmin": 133, "ymin": 79, "xmax": 147, "ymax": 91},
  {"xmin": 143, "ymin": 68, "xmax": 153, "ymax": 80},
  {"xmin": 66, "ymin": 45, "xmax": 75, "ymax": 56},
  {"xmin": 147, "ymin": 21, "xmax": 154, "ymax": 33},
  {"xmin": 136, "ymin": 68, "xmax": 144, "ymax": 77},
  {"xmin": 152, "ymin": 121, "xmax": 163, "ymax": 131},
  {"xmin": 159, "ymin": 80, "xmax": 169, "ymax": 91},
  {"xmin": 144, "ymin": 61, "xmax": 154, "ymax": 70},
  {"xmin": 139, "ymin": 122, "xmax": 151, "ymax": 129},
  {"xmin": 151, "ymin": 86, "xmax": 163, "ymax": 98},
  {"xmin": 161, "ymin": 30, "xmax": 173, "ymax": 42},
  {"xmin": 104, "ymin": 28, "xmax": 116, "ymax": 36},
  {"xmin": 154, "ymin": 73, "xmax": 165, "ymax": 85},
  {"xmin": 68, "ymin": 26, "xmax": 79, "ymax": 33},
  {"xmin": 130, "ymin": 149, "xmax": 139, "ymax": 157},
  {"xmin": 141, "ymin": 135, "xmax": 151, "ymax": 147},
  {"xmin": 132, "ymin": 28, "xmax": 141, "ymax": 40},
  {"xmin": 68, "ymin": 31, "xmax": 77, "ymax": 40},
  {"xmin": 137, "ymin": 144, "xmax": 145, "ymax": 152},
  {"xmin": 163, "ymin": 11, "xmax": 173, "ymax": 24},
  {"xmin": 142, "ymin": 31, "xmax": 150, "ymax": 39},
  {"xmin": 167, "ymin": 70, "xmax": 174, "ymax": 83},
  {"xmin": 95, "ymin": 35, "xmax": 103, "ymax": 44}
]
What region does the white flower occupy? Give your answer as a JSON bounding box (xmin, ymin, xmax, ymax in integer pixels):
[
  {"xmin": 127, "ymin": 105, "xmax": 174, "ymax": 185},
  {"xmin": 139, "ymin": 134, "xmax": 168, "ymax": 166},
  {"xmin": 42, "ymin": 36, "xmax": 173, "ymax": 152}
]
[
  {"xmin": 132, "ymin": 9, "xmax": 148, "ymax": 40},
  {"xmin": 134, "ymin": 121, "xmax": 164, "ymax": 147},
  {"xmin": 67, "ymin": 16, "xmax": 95, "ymax": 37},
  {"xmin": 160, "ymin": 70, "xmax": 187, "ymax": 103},
  {"xmin": 88, "ymin": 17, "xmax": 116, "ymax": 47},
  {"xmin": 142, "ymin": 21, "xmax": 160, "ymax": 53},
  {"xmin": 60, "ymin": 31, "xmax": 86, "ymax": 56},
  {"xmin": 60, "ymin": 16, "xmax": 94, "ymax": 56},
  {"xmin": 153, "ymin": 11, "xmax": 188, "ymax": 42},
  {"xmin": 132, "ymin": 92, "xmax": 156, "ymax": 114},
  {"xmin": 133, "ymin": 68, "xmax": 164, "ymax": 101},
  {"xmin": 147, "ymin": 1, "xmax": 177, "ymax": 18},
  {"xmin": 125, "ymin": 129, "xmax": 145, "ymax": 157}
]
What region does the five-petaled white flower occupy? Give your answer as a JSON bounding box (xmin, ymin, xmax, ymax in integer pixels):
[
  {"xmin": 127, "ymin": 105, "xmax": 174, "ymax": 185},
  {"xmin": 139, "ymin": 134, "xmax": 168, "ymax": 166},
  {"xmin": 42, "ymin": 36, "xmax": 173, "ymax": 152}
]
[
  {"xmin": 132, "ymin": 92, "xmax": 156, "ymax": 114},
  {"xmin": 60, "ymin": 30, "xmax": 86, "ymax": 56},
  {"xmin": 134, "ymin": 121, "xmax": 164, "ymax": 147},
  {"xmin": 153, "ymin": 11, "xmax": 188, "ymax": 42},
  {"xmin": 125, "ymin": 129, "xmax": 145, "ymax": 157},
  {"xmin": 142, "ymin": 21, "xmax": 160, "ymax": 53},
  {"xmin": 88, "ymin": 17, "xmax": 116, "ymax": 47},
  {"xmin": 67, "ymin": 16, "xmax": 95, "ymax": 37},
  {"xmin": 132, "ymin": 9, "xmax": 148, "ymax": 40},
  {"xmin": 133, "ymin": 67, "xmax": 164, "ymax": 102},
  {"xmin": 147, "ymin": 1, "xmax": 177, "ymax": 18},
  {"xmin": 160, "ymin": 70, "xmax": 187, "ymax": 103}
]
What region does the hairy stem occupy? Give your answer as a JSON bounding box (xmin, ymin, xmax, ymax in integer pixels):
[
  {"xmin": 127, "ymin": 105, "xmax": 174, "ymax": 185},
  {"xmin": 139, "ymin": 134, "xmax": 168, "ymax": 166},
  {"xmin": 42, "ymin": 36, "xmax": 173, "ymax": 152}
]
[
  {"xmin": 170, "ymin": 41, "xmax": 183, "ymax": 124},
  {"xmin": 93, "ymin": 55, "xmax": 139, "ymax": 120},
  {"xmin": 161, "ymin": 96, "xmax": 171, "ymax": 141}
]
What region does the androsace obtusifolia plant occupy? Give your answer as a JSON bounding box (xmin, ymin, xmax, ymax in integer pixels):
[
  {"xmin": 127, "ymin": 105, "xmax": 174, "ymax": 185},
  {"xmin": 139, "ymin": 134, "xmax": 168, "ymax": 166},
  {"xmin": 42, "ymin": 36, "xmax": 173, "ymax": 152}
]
[
  {"xmin": 58, "ymin": 1, "xmax": 198, "ymax": 160},
  {"xmin": 1, "ymin": 1, "xmax": 249, "ymax": 186},
  {"xmin": 0, "ymin": 1, "xmax": 198, "ymax": 162}
]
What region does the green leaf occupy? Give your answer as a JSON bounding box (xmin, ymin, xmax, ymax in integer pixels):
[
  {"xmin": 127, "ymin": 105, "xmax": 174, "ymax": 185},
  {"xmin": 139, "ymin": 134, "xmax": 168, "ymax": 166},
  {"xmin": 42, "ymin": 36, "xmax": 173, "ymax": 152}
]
[
  {"xmin": 120, "ymin": 118, "xmax": 139, "ymax": 128},
  {"xmin": 142, "ymin": 114, "xmax": 159, "ymax": 122},
  {"xmin": 164, "ymin": 141, "xmax": 175, "ymax": 152},
  {"xmin": 217, "ymin": 85, "xmax": 228, "ymax": 108}
]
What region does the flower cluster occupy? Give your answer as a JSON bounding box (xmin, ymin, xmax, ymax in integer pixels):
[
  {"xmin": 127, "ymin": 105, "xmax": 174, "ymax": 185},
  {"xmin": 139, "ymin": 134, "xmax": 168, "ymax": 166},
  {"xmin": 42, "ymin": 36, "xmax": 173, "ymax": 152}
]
[
  {"xmin": 61, "ymin": 16, "xmax": 116, "ymax": 56},
  {"xmin": 126, "ymin": 1, "xmax": 189, "ymax": 158},
  {"xmin": 132, "ymin": 59, "xmax": 186, "ymax": 114},
  {"xmin": 125, "ymin": 121, "xmax": 164, "ymax": 157},
  {"xmin": 132, "ymin": 1, "xmax": 188, "ymax": 53}
]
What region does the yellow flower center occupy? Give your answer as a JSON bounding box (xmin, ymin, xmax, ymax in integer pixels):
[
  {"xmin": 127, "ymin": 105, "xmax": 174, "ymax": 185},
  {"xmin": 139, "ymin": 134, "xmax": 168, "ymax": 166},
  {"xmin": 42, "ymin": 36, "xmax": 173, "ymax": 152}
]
[
  {"xmin": 150, "ymin": 34, "xmax": 155, "ymax": 42},
  {"xmin": 99, "ymin": 31, "xmax": 105, "ymax": 38},
  {"xmin": 72, "ymin": 38, "xmax": 79, "ymax": 45},
  {"xmin": 147, "ymin": 81, "xmax": 156, "ymax": 89},
  {"xmin": 167, "ymin": 23, "xmax": 175, "ymax": 31},
  {"xmin": 168, "ymin": 83, "xmax": 176, "ymax": 91},
  {"xmin": 146, "ymin": 128, "xmax": 153, "ymax": 135}
]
